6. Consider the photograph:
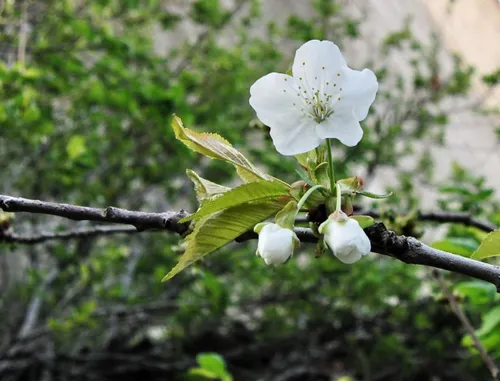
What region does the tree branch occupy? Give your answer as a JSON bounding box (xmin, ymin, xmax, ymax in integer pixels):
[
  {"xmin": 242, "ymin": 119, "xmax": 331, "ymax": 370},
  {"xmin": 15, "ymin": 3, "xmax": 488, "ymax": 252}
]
[
  {"xmin": 2, "ymin": 194, "xmax": 500, "ymax": 292},
  {"xmin": 0, "ymin": 195, "xmax": 190, "ymax": 233}
]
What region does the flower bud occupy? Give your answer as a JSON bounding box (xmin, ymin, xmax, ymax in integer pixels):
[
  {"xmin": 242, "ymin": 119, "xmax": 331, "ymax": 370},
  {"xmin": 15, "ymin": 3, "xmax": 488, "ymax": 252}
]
[
  {"xmin": 254, "ymin": 223, "xmax": 299, "ymax": 265},
  {"xmin": 318, "ymin": 211, "xmax": 371, "ymax": 264}
]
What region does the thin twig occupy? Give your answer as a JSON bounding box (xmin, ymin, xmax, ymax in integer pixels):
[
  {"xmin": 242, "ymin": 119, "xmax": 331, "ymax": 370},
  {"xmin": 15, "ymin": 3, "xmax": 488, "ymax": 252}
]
[{"xmin": 433, "ymin": 270, "xmax": 500, "ymax": 380}]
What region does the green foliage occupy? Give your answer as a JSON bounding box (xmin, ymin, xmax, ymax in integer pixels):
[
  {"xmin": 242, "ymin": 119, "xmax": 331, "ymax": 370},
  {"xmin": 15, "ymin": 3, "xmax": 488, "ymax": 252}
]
[
  {"xmin": 1, "ymin": 0, "xmax": 499, "ymax": 379},
  {"xmin": 471, "ymin": 230, "xmax": 500, "ymax": 260},
  {"xmin": 188, "ymin": 353, "xmax": 233, "ymax": 381},
  {"xmin": 163, "ymin": 201, "xmax": 284, "ymax": 281},
  {"xmin": 182, "ymin": 180, "xmax": 290, "ymax": 223}
]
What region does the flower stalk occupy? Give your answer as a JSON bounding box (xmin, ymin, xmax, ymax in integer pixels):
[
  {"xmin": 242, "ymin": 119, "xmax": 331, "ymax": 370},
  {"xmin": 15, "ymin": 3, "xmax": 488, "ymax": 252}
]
[{"xmin": 326, "ymin": 138, "xmax": 336, "ymax": 191}]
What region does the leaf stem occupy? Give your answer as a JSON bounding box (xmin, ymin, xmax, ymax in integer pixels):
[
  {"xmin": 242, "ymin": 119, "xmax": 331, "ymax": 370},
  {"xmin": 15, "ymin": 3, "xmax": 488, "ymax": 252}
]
[
  {"xmin": 326, "ymin": 138, "xmax": 336, "ymax": 191},
  {"xmin": 297, "ymin": 184, "xmax": 327, "ymax": 211}
]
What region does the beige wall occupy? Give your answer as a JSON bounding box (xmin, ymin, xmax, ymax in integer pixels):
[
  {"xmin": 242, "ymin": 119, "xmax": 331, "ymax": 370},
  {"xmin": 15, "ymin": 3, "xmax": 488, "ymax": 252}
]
[{"xmin": 423, "ymin": 0, "xmax": 500, "ymax": 107}]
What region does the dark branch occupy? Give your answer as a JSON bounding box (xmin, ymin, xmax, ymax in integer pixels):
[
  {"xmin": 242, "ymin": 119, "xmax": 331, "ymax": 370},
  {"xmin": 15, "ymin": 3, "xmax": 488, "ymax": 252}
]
[
  {"xmin": 2, "ymin": 194, "xmax": 500, "ymax": 292},
  {"xmin": 0, "ymin": 195, "xmax": 190, "ymax": 234}
]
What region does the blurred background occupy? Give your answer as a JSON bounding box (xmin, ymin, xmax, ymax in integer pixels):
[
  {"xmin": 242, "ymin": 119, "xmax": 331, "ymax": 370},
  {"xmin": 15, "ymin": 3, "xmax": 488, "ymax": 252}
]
[{"xmin": 0, "ymin": 0, "xmax": 499, "ymax": 380}]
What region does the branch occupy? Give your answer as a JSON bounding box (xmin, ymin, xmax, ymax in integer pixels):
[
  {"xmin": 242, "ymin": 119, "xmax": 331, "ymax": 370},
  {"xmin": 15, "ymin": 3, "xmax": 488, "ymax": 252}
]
[
  {"xmin": 2, "ymin": 195, "xmax": 500, "ymax": 292},
  {"xmin": 0, "ymin": 195, "xmax": 189, "ymax": 233}
]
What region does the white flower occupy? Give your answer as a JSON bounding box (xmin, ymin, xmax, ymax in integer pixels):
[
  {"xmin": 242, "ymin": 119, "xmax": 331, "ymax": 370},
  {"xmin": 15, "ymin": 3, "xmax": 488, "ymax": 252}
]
[
  {"xmin": 254, "ymin": 223, "xmax": 299, "ymax": 265},
  {"xmin": 319, "ymin": 212, "xmax": 371, "ymax": 264},
  {"xmin": 249, "ymin": 39, "xmax": 378, "ymax": 155}
]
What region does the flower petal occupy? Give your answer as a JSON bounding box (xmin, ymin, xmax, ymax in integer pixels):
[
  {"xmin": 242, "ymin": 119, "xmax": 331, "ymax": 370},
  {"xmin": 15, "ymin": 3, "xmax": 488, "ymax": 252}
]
[
  {"xmin": 257, "ymin": 223, "xmax": 295, "ymax": 265},
  {"xmin": 250, "ymin": 72, "xmax": 322, "ymax": 155},
  {"xmin": 340, "ymin": 67, "xmax": 378, "ymax": 121},
  {"xmin": 249, "ymin": 72, "xmax": 300, "ymax": 126},
  {"xmin": 292, "ymin": 40, "xmax": 347, "ymax": 95},
  {"xmin": 315, "ymin": 110, "xmax": 363, "ymax": 147},
  {"xmin": 269, "ymin": 117, "xmax": 322, "ymax": 155},
  {"xmin": 335, "ymin": 247, "xmax": 362, "ymax": 264}
]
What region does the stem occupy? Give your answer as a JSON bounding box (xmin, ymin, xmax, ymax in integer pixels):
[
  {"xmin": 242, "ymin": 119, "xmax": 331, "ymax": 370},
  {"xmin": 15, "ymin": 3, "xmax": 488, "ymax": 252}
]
[
  {"xmin": 297, "ymin": 185, "xmax": 326, "ymax": 211},
  {"xmin": 335, "ymin": 183, "xmax": 342, "ymax": 212},
  {"xmin": 326, "ymin": 138, "xmax": 335, "ymax": 191}
]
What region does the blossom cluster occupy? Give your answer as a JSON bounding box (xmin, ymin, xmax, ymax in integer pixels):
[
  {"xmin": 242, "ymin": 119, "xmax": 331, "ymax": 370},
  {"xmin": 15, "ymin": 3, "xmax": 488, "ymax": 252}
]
[{"xmin": 250, "ymin": 40, "xmax": 378, "ymax": 266}]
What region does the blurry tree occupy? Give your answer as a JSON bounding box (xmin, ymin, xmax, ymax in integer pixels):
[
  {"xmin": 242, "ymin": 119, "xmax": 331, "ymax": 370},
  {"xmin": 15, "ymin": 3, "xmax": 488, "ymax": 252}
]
[{"xmin": 0, "ymin": 0, "xmax": 499, "ymax": 380}]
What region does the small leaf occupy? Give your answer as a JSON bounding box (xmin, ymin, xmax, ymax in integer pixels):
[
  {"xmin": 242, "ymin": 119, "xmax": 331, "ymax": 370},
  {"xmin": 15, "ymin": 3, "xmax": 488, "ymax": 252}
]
[
  {"xmin": 454, "ymin": 281, "xmax": 496, "ymax": 304},
  {"xmin": 354, "ymin": 190, "xmax": 393, "ymax": 199},
  {"xmin": 66, "ymin": 135, "xmax": 86, "ymax": 160},
  {"xmin": 274, "ymin": 200, "xmax": 298, "ymax": 230},
  {"xmin": 181, "ymin": 181, "xmax": 290, "ymax": 223},
  {"xmin": 476, "ymin": 306, "xmax": 500, "ymax": 337},
  {"xmin": 196, "ymin": 353, "xmax": 230, "ymax": 379},
  {"xmin": 186, "ymin": 169, "xmax": 230, "ymax": 202},
  {"xmin": 172, "ymin": 115, "xmax": 278, "ymax": 183},
  {"xmin": 188, "ymin": 368, "xmax": 218, "ymax": 379},
  {"xmin": 163, "ymin": 201, "xmax": 284, "ymax": 280},
  {"xmin": 471, "ymin": 230, "xmax": 500, "ymax": 260},
  {"xmin": 338, "ymin": 176, "xmax": 363, "ymax": 193},
  {"xmin": 433, "ymin": 237, "xmax": 478, "ymax": 257},
  {"xmin": 351, "ymin": 215, "xmax": 375, "ymax": 229},
  {"xmin": 295, "ymin": 168, "xmax": 314, "ymax": 186},
  {"xmin": 313, "ymin": 162, "xmax": 330, "ymax": 187}
]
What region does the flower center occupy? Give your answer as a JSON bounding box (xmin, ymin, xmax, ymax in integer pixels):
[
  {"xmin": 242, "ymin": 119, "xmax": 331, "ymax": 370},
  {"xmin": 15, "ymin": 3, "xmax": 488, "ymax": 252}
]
[
  {"xmin": 310, "ymin": 91, "xmax": 334, "ymax": 123},
  {"xmin": 295, "ymin": 72, "xmax": 343, "ymax": 124}
]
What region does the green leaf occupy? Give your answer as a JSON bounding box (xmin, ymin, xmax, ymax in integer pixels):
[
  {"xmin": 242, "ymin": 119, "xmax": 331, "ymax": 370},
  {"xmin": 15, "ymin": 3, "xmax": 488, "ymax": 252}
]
[
  {"xmin": 432, "ymin": 237, "xmax": 478, "ymax": 257},
  {"xmin": 274, "ymin": 200, "xmax": 298, "ymax": 230},
  {"xmin": 171, "ymin": 115, "xmax": 277, "ymax": 183},
  {"xmin": 188, "ymin": 368, "xmax": 218, "ymax": 379},
  {"xmin": 162, "ymin": 201, "xmax": 284, "ymax": 281},
  {"xmin": 66, "ymin": 135, "xmax": 87, "ymax": 160},
  {"xmin": 186, "ymin": 169, "xmax": 230, "ymax": 202},
  {"xmin": 476, "ymin": 306, "xmax": 500, "ymax": 337},
  {"xmin": 471, "ymin": 230, "xmax": 500, "ymax": 260},
  {"xmin": 351, "ymin": 215, "xmax": 375, "ymax": 229},
  {"xmin": 196, "ymin": 353, "xmax": 231, "ymax": 380},
  {"xmin": 295, "ymin": 168, "xmax": 314, "ymax": 186},
  {"xmin": 454, "ymin": 281, "xmax": 496, "ymax": 304},
  {"xmin": 354, "ymin": 190, "xmax": 393, "ymax": 199},
  {"xmin": 181, "ymin": 181, "xmax": 290, "ymax": 223}
]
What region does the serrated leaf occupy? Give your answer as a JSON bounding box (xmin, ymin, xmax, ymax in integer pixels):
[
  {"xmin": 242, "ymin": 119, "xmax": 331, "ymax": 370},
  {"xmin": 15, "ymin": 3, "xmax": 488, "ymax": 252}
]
[
  {"xmin": 471, "ymin": 230, "xmax": 500, "ymax": 260},
  {"xmin": 186, "ymin": 169, "xmax": 230, "ymax": 202},
  {"xmin": 162, "ymin": 201, "xmax": 284, "ymax": 281},
  {"xmin": 172, "ymin": 115, "xmax": 274, "ymax": 183},
  {"xmin": 181, "ymin": 181, "xmax": 290, "ymax": 223}
]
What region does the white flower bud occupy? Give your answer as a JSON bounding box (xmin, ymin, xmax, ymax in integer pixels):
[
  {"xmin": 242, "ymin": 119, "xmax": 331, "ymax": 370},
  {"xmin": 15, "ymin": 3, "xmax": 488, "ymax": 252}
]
[
  {"xmin": 319, "ymin": 213, "xmax": 371, "ymax": 264},
  {"xmin": 255, "ymin": 223, "xmax": 299, "ymax": 265}
]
